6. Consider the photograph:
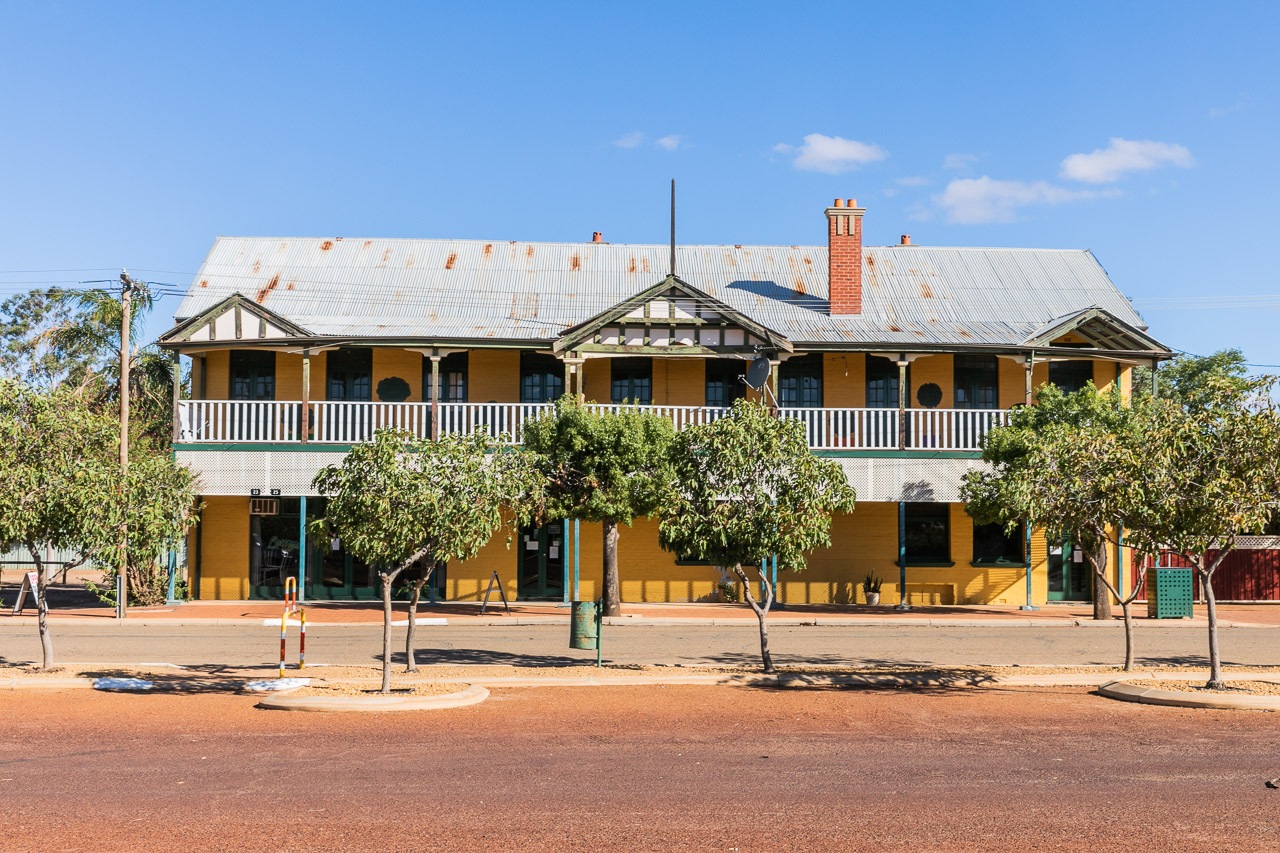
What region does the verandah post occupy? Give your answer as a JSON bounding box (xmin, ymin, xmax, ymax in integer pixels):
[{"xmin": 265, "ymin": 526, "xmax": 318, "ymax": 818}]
[
  {"xmin": 297, "ymin": 494, "xmax": 307, "ymax": 603},
  {"xmin": 300, "ymin": 350, "xmax": 310, "ymax": 444},
  {"xmin": 895, "ymin": 500, "xmax": 910, "ymax": 610},
  {"xmin": 1020, "ymin": 522, "xmax": 1038, "ymax": 611},
  {"xmin": 430, "ymin": 354, "xmax": 441, "ymax": 440}
]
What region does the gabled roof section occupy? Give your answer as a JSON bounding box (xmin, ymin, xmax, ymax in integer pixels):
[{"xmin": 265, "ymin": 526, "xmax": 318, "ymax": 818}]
[
  {"xmin": 1022, "ymin": 306, "xmax": 1170, "ymax": 353},
  {"xmin": 552, "ymin": 274, "xmax": 791, "ymax": 355},
  {"xmin": 160, "ymin": 293, "xmax": 312, "ymax": 345}
]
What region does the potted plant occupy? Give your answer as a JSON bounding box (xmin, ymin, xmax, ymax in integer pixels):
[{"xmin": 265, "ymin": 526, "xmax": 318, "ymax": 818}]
[{"xmin": 862, "ymin": 573, "xmax": 883, "ymax": 606}]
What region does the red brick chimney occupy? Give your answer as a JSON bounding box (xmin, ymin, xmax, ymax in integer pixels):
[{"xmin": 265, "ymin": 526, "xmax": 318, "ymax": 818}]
[{"xmin": 826, "ymin": 198, "xmax": 866, "ymax": 315}]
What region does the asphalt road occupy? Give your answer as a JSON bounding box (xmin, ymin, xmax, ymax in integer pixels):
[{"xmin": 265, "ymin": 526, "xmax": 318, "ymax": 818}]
[
  {"xmin": 3, "ymin": 622, "xmax": 1279, "ymax": 668},
  {"xmin": 2, "ymin": 684, "xmax": 1278, "ymax": 851}
]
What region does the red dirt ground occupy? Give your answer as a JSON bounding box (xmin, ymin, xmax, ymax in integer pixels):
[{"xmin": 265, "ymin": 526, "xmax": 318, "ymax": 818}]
[{"xmin": 2, "ymin": 684, "xmax": 1279, "ymax": 851}]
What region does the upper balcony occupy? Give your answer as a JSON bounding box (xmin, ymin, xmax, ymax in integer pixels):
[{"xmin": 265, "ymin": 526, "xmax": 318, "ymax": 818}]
[{"xmin": 175, "ymin": 400, "xmax": 1011, "ymax": 452}]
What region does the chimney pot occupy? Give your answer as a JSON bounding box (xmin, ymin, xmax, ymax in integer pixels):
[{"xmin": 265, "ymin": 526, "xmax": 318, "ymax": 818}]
[
  {"xmin": 591, "ymin": 231, "xmax": 603, "ymax": 242},
  {"xmin": 900, "ymin": 234, "xmax": 911, "ymax": 245},
  {"xmin": 833, "ymin": 198, "xmax": 845, "ymax": 208},
  {"xmin": 847, "ymin": 199, "xmax": 857, "ymax": 208}
]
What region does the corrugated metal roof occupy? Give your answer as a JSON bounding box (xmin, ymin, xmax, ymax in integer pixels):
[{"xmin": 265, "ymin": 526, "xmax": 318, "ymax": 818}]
[{"xmin": 172, "ymin": 236, "xmax": 1160, "ymax": 349}]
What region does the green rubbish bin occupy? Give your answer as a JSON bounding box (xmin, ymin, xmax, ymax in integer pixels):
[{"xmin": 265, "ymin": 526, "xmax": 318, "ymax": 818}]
[
  {"xmin": 570, "ymin": 600, "xmax": 600, "ymax": 650},
  {"xmin": 1146, "ymin": 568, "xmax": 1194, "ymax": 619}
]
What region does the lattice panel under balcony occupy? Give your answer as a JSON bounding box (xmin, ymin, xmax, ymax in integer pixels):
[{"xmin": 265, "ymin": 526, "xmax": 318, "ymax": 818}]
[
  {"xmin": 835, "ymin": 456, "xmax": 991, "ymax": 503},
  {"xmin": 176, "ymin": 450, "xmax": 345, "ymax": 496}
]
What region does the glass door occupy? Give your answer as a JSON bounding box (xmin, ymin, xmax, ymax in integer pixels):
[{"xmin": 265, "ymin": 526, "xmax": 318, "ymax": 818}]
[
  {"xmin": 1047, "ymin": 534, "xmax": 1092, "ymax": 601},
  {"xmin": 518, "ymin": 524, "xmax": 564, "ymax": 600},
  {"xmin": 327, "ymin": 347, "xmax": 373, "ymax": 442}
]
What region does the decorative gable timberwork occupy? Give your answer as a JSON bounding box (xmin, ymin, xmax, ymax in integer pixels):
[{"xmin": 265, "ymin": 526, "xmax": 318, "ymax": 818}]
[
  {"xmin": 160, "ymin": 294, "xmax": 311, "ymax": 346},
  {"xmin": 1023, "ymin": 306, "xmax": 1168, "ymax": 354},
  {"xmin": 553, "ymin": 275, "xmax": 791, "ymax": 356}
]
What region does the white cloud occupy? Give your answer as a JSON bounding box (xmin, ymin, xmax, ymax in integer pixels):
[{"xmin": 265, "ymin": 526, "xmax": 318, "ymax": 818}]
[
  {"xmin": 613, "ymin": 131, "xmax": 645, "ymax": 149},
  {"xmin": 895, "ymin": 176, "xmax": 930, "ymax": 187},
  {"xmin": 1059, "ymin": 138, "xmax": 1194, "ymax": 183},
  {"xmin": 933, "ymin": 176, "xmax": 1114, "ymax": 224},
  {"xmin": 1210, "ymin": 95, "xmax": 1252, "ymax": 118},
  {"xmin": 883, "ymin": 188, "xmax": 900, "ymax": 198},
  {"xmin": 655, "ymin": 135, "xmax": 682, "ymax": 151},
  {"xmin": 775, "ymin": 133, "xmax": 887, "ymax": 174},
  {"xmin": 943, "ymin": 153, "xmax": 979, "ymax": 170}
]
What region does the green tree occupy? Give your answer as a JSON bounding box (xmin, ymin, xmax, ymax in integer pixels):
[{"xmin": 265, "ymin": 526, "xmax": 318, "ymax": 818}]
[
  {"xmin": 0, "ymin": 380, "xmax": 197, "ymax": 667},
  {"xmin": 0, "ymin": 288, "xmax": 99, "ymax": 390},
  {"xmin": 1133, "ymin": 349, "xmax": 1249, "ymax": 410},
  {"xmin": 962, "ymin": 384, "xmax": 1149, "ymax": 668},
  {"xmin": 1112, "ymin": 375, "xmax": 1280, "ymax": 688},
  {"xmin": 658, "ymin": 399, "xmax": 856, "ymax": 673},
  {"xmin": 42, "ymin": 285, "xmax": 178, "ymax": 447},
  {"xmin": 313, "ymin": 428, "xmax": 532, "ymax": 692},
  {"xmin": 522, "ymin": 397, "xmax": 676, "ymax": 616}
]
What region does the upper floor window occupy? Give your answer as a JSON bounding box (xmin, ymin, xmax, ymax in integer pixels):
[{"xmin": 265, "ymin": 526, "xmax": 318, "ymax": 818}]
[
  {"xmin": 520, "ymin": 352, "xmax": 564, "ymax": 404},
  {"xmin": 327, "ymin": 347, "xmax": 372, "ymax": 402},
  {"xmin": 229, "ymin": 350, "xmax": 275, "ymax": 401},
  {"xmin": 611, "ymin": 357, "xmax": 652, "ymax": 405},
  {"xmin": 423, "ymin": 352, "xmax": 468, "ymax": 402},
  {"xmin": 954, "ymin": 354, "xmax": 999, "ymax": 409},
  {"xmin": 1049, "ymin": 360, "xmax": 1093, "ymax": 395},
  {"xmin": 866, "ymin": 355, "xmax": 902, "ymax": 408},
  {"xmin": 705, "ymin": 359, "xmax": 747, "ymax": 408},
  {"xmin": 779, "ymin": 353, "xmax": 822, "ymax": 408}
]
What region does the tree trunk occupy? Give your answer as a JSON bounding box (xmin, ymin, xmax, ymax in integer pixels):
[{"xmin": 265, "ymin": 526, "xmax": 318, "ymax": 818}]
[
  {"xmin": 1120, "ymin": 599, "xmax": 1135, "ymax": 672},
  {"xmin": 380, "ymin": 573, "xmax": 394, "ymax": 694},
  {"xmin": 602, "ymin": 519, "xmax": 621, "ymax": 617},
  {"xmin": 1202, "ymin": 565, "xmax": 1224, "ymax": 689},
  {"xmin": 404, "ymin": 570, "xmax": 432, "ymax": 674},
  {"xmin": 734, "ymin": 563, "xmax": 775, "ymax": 674},
  {"xmin": 27, "ymin": 542, "xmax": 52, "ymax": 669},
  {"xmin": 1091, "ymin": 540, "xmax": 1112, "ymax": 621}
]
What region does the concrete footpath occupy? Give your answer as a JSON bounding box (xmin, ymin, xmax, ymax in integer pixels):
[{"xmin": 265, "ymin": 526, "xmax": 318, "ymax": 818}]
[{"xmin": 3, "ymin": 599, "xmax": 1278, "ymax": 628}]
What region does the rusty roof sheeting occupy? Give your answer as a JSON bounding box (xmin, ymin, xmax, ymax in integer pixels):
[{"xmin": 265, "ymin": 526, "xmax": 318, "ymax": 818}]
[{"xmin": 172, "ymin": 237, "xmax": 1161, "ymax": 349}]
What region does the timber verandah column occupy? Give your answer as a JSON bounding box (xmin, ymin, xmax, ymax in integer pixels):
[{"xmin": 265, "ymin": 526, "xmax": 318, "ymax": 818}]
[
  {"xmin": 1021, "ymin": 352, "xmax": 1037, "ymax": 610},
  {"xmin": 895, "ymin": 356, "xmax": 910, "ymax": 610}
]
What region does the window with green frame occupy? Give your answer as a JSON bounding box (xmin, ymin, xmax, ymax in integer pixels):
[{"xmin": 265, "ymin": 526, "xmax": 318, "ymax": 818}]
[
  {"xmin": 422, "ymin": 352, "xmax": 468, "ymax": 402},
  {"xmin": 1049, "ymin": 360, "xmax": 1094, "ymax": 394},
  {"xmin": 866, "ymin": 355, "xmax": 902, "ymax": 408},
  {"xmin": 779, "ymin": 353, "xmax": 822, "ymax": 407},
  {"xmin": 972, "ymin": 520, "xmax": 1024, "ymax": 564},
  {"xmin": 520, "ymin": 352, "xmax": 564, "ymax": 403},
  {"xmin": 326, "ymin": 347, "xmax": 372, "ymax": 401},
  {"xmin": 954, "ymin": 354, "xmax": 998, "ymax": 409},
  {"xmin": 904, "ymin": 503, "xmax": 951, "ymax": 564},
  {"xmin": 611, "ymin": 357, "xmax": 652, "ymax": 405},
  {"xmin": 229, "ymin": 350, "xmax": 276, "ymax": 400},
  {"xmin": 705, "ymin": 358, "xmax": 747, "ymax": 408}
]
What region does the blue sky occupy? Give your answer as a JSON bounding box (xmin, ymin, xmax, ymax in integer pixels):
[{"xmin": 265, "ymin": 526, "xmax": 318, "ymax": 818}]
[{"xmin": 2, "ymin": 1, "xmax": 1277, "ymax": 366}]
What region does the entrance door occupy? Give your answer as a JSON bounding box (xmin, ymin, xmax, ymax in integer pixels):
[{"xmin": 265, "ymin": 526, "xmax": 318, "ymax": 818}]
[
  {"xmin": 1047, "ymin": 535, "xmax": 1092, "ymax": 601},
  {"xmin": 518, "ymin": 524, "xmax": 564, "ymax": 600},
  {"xmin": 326, "ymin": 347, "xmax": 374, "ymax": 442}
]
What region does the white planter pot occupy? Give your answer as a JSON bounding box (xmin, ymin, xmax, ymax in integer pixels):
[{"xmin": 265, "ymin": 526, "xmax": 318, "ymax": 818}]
[{"xmin": 864, "ymin": 592, "xmax": 880, "ymax": 606}]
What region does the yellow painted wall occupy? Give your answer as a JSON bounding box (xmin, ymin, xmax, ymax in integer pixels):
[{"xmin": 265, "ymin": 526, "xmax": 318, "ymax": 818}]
[
  {"xmin": 654, "ymin": 359, "xmax": 704, "ymax": 407},
  {"xmin": 909, "ymin": 354, "xmax": 953, "ymax": 408},
  {"xmin": 469, "ymin": 349, "xmax": 520, "ymax": 402},
  {"xmin": 197, "ymin": 496, "xmax": 249, "ymax": 600},
  {"xmin": 373, "ymin": 349, "xmax": 424, "ymax": 402},
  {"xmin": 824, "ymin": 354, "xmax": 865, "ymax": 407},
  {"xmin": 998, "ymin": 357, "xmax": 1027, "ymax": 407},
  {"xmin": 204, "ymin": 351, "xmax": 229, "ymax": 400}
]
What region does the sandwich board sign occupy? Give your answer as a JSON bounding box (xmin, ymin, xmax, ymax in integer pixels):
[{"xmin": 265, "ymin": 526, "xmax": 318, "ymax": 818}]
[{"xmin": 11, "ymin": 571, "xmax": 39, "ymax": 615}]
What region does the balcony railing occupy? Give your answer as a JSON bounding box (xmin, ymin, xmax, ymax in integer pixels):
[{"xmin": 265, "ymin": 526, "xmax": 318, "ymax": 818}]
[{"xmin": 176, "ymin": 401, "xmax": 1010, "ymax": 451}]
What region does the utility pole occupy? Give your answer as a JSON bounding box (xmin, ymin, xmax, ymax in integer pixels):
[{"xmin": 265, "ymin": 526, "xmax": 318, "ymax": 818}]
[{"xmin": 117, "ymin": 270, "xmax": 135, "ymax": 619}]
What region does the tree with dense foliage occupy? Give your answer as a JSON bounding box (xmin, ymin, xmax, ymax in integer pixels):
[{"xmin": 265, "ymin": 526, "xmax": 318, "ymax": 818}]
[
  {"xmin": 313, "ymin": 428, "xmax": 533, "ymax": 692},
  {"xmin": 962, "ymin": 384, "xmax": 1149, "ymax": 669},
  {"xmin": 658, "ymin": 399, "xmax": 857, "ymax": 672},
  {"xmin": 1133, "ymin": 348, "xmax": 1249, "ymax": 409},
  {"xmin": 0, "ymin": 285, "xmax": 179, "ymax": 447},
  {"xmin": 0, "ymin": 380, "xmax": 198, "ymax": 667},
  {"xmin": 1111, "ymin": 375, "xmax": 1280, "ymax": 688},
  {"xmin": 522, "ymin": 396, "xmax": 676, "ymax": 616}
]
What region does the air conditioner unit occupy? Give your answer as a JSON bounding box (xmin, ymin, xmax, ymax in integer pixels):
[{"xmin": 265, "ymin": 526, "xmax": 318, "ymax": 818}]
[{"xmin": 250, "ymin": 498, "xmax": 279, "ymax": 516}]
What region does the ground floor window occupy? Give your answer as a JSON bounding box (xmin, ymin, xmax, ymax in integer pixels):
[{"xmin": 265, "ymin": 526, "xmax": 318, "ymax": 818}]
[
  {"xmin": 904, "ymin": 503, "xmax": 950, "ymax": 564},
  {"xmin": 972, "ymin": 520, "xmax": 1024, "ymax": 564}
]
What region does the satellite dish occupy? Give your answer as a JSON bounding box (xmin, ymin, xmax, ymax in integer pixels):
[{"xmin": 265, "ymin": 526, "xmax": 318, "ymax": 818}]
[{"xmin": 744, "ymin": 356, "xmax": 772, "ymax": 390}]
